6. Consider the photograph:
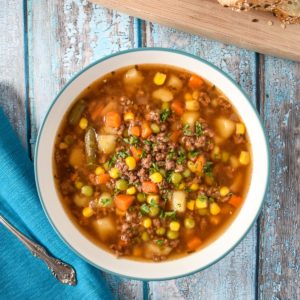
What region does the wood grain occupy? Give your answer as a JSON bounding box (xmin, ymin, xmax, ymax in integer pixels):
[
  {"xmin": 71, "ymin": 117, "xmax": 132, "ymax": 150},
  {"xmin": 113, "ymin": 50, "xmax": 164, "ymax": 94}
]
[
  {"xmin": 26, "ymin": 0, "xmax": 142, "ymax": 298},
  {"xmin": 143, "ymin": 22, "xmax": 258, "ymax": 300},
  {"xmin": 0, "ymin": 0, "xmax": 27, "ymax": 147},
  {"xmin": 259, "ymin": 56, "xmax": 300, "ymax": 299},
  {"xmin": 90, "ymin": 0, "xmax": 300, "ymax": 62}
]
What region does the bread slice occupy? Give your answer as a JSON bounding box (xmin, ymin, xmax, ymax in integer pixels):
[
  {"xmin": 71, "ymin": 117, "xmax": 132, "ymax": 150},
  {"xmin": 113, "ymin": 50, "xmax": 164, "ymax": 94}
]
[{"xmin": 218, "ymin": 0, "xmax": 300, "ymax": 24}]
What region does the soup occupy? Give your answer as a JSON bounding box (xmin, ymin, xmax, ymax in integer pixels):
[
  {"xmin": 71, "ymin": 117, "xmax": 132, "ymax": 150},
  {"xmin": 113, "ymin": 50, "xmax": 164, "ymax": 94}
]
[{"xmin": 54, "ymin": 65, "xmax": 252, "ymax": 262}]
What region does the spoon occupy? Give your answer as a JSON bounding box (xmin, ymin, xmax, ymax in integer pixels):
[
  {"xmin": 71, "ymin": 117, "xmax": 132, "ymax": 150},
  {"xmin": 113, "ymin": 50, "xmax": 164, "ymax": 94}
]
[{"xmin": 0, "ymin": 214, "xmax": 77, "ymax": 286}]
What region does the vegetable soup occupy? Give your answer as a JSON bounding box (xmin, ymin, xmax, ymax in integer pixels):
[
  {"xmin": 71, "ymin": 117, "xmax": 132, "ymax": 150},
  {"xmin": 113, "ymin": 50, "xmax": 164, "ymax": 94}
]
[{"xmin": 54, "ymin": 65, "xmax": 252, "ymax": 261}]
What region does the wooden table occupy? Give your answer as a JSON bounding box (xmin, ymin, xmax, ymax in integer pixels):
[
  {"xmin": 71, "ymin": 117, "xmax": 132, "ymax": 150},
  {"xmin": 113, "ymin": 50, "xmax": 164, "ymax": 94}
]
[{"xmin": 1, "ymin": 1, "xmax": 299, "ymax": 299}]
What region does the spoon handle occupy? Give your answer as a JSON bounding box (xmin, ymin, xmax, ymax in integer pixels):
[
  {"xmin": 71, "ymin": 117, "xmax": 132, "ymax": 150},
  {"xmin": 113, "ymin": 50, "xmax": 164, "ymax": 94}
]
[{"xmin": 0, "ymin": 214, "xmax": 77, "ymax": 286}]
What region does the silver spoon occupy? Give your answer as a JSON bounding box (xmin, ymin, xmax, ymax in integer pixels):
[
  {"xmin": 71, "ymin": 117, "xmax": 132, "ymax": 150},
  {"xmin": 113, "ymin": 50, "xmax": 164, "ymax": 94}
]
[{"xmin": 0, "ymin": 214, "xmax": 77, "ymax": 286}]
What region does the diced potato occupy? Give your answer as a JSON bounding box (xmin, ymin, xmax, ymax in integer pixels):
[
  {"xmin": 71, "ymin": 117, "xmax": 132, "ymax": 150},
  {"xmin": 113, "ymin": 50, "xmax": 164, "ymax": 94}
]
[
  {"xmin": 69, "ymin": 147, "xmax": 85, "ymax": 167},
  {"xmin": 230, "ymin": 155, "xmax": 240, "ymax": 169},
  {"xmin": 100, "ymin": 101, "xmax": 118, "ymax": 117},
  {"xmin": 215, "ymin": 117, "xmax": 235, "ymax": 139},
  {"xmin": 102, "ymin": 126, "xmax": 118, "ymax": 135},
  {"xmin": 239, "ymin": 151, "xmax": 250, "ymax": 165},
  {"xmin": 171, "ymin": 191, "xmax": 186, "ymax": 213},
  {"xmin": 144, "ymin": 243, "xmax": 172, "ymax": 259},
  {"xmin": 73, "ymin": 194, "xmax": 89, "ymax": 207},
  {"xmin": 123, "ymin": 68, "xmax": 144, "ymax": 85},
  {"xmin": 230, "ymin": 173, "xmax": 243, "ymax": 193},
  {"xmin": 92, "ymin": 217, "xmax": 117, "ymax": 242},
  {"xmin": 167, "ymin": 74, "xmax": 183, "ymax": 91},
  {"xmin": 152, "ymin": 88, "xmax": 174, "ymax": 102},
  {"xmin": 97, "ymin": 135, "xmax": 117, "ymax": 154},
  {"xmin": 98, "ymin": 192, "xmax": 113, "ymax": 208},
  {"xmin": 185, "ymin": 100, "xmax": 200, "ymax": 111},
  {"xmin": 181, "ymin": 112, "xmax": 200, "ymax": 127}
]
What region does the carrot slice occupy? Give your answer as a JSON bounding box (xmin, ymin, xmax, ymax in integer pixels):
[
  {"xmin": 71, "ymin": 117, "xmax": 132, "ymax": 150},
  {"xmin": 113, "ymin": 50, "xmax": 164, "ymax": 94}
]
[
  {"xmin": 114, "ymin": 195, "xmax": 134, "ymax": 211},
  {"xmin": 170, "ymin": 130, "xmax": 181, "ymax": 143},
  {"xmin": 194, "ymin": 155, "xmax": 206, "ymax": 173},
  {"xmin": 171, "ymin": 100, "xmax": 184, "ymax": 116},
  {"xmin": 96, "ymin": 173, "xmax": 110, "ymax": 184},
  {"xmin": 187, "ymin": 236, "xmax": 202, "ymax": 251},
  {"xmin": 129, "ymin": 126, "xmax": 141, "ymax": 137},
  {"xmin": 131, "ymin": 146, "xmax": 143, "ymax": 161},
  {"xmin": 141, "ymin": 122, "xmax": 152, "ymax": 139},
  {"xmin": 228, "ymin": 195, "xmax": 243, "ymax": 208},
  {"xmin": 142, "ymin": 181, "xmax": 158, "ymax": 194},
  {"xmin": 188, "ymin": 75, "xmax": 205, "ymax": 90},
  {"xmin": 104, "ymin": 111, "xmax": 121, "ymax": 128}
]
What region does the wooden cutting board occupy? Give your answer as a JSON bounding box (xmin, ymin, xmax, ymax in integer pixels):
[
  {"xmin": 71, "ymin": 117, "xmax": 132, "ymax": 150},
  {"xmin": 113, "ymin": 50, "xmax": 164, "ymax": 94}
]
[{"xmin": 90, "ymin": 0, "xmax": 300, "ymax": 62}]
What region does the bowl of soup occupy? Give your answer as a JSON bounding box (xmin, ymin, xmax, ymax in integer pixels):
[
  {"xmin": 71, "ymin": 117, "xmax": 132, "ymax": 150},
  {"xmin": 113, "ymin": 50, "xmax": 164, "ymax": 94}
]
[{"xmin": 35, "ymin": 48, "xmax": 269, "ymax": 280}]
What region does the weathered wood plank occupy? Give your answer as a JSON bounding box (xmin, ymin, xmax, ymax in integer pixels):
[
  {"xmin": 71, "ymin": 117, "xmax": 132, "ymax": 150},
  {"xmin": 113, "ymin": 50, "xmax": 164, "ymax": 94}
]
[
  {"xmin": 258, "ymin": 57, "xmax": 300, "ymax": 299},
  {"xmin": 27, "ymin": 1, "xmax": 142, "ymax": 298},
  {"xmin": 0, "ymin": 0, "xmax": 26, "ymax": 147},
  {"xmin": 143, "ymin": 22, "xmax": 258, "ymax": 300}
]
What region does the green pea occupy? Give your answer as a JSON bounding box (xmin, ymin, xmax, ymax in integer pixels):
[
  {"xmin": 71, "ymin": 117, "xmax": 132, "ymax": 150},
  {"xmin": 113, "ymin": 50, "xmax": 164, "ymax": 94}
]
[
  {"xmin": 149, "ymin": 206, "xmax": 160, "ymax": 217},
  {"xmin": 184, "ymin": 218, "xmax": 196, "ymax": 229},
  {"xmin": 171, "ymin": 172, "xmax": 182, "ymax": 184},
  {"xmin": 137, "ymin": 193, "xmax": 146, "ymax": 202},
  {"xmin": 116, "ymin": 179, "xmax": 128, "ymax": 191},
  {"xmin": 151, "ymin": 123, "xmax": 160, "ymax": 133},
  {"xmin": 167, "ymin": 230, "xmax": 179, "ymax": 240},
  {"xmin": 183, "ymin": 169, "xmax": 191, "ymax": 178},
  {"xmin": 81, "ymin": 185, "xmax": 93, "ymax": 197},
  {"xmin": 156, "ymin": 227, "xmax": 166, "ymax": 236},
  {"xmin": 141, "ymin": 231, "xmax": 149, "ymax": 242}
]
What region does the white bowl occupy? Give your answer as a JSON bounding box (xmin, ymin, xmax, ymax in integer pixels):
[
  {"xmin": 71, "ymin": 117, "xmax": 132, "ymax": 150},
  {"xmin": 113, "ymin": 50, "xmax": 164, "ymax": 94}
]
[{"xmin": 34, "ymin": 48, "xmax": 269, "ymax": 280}]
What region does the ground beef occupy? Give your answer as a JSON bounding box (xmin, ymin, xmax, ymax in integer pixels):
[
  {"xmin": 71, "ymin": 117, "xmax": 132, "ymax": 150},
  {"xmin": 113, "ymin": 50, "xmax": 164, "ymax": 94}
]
[
  {"xmin": 198, "ymin": 92, "xmax": 211, "ymax": 107},
  {"xmin": 141, "ymin": 154, "xmax": 152, "ymax": 169},
  {"xmin": 60, "ymin": 180, "xmax": 75, "ymax": 195},
  {"xmin": 233, "ymin": 134, "xmax": 245, "ymax": 144},
  {"xmin": 216, "ymin": 96, "xmax": 231, "ymax": 110},
  {"xmin": 165, "ymin": 160, "xmax": 176, "ymax": 170}
]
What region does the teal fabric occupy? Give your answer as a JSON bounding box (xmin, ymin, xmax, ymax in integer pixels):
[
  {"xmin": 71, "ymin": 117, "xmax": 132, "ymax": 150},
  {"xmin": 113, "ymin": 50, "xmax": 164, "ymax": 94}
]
[{"xmin": 0, "ymin": 109, "xmax": 114, "ymax": 300}]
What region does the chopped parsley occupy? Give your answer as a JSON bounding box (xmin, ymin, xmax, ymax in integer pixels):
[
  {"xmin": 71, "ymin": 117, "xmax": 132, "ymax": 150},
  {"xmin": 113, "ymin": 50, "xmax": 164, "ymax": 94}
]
[
  {"xmin": 167, "ymin": 149, "xmax": 176, "ymax": 160},
  {"xmin": 164, "ymin": 211, "xmax": 177, "ymax": 219},
  {"xmin": 156, "ymin": 239, "xmax": 164, "ymax": 246},
  {"xmin": 108, "ymin": 150, "xmax": 129, "ymax": 167},
  {"xmin": 183, "ymin": 124, "xmax": 192, "ymax": 136},
  {"xmin": 149, "ymin": 199, "xmax": 158, "ymax": 207},
  {"xmin": 149, "ymin": 162, "xmax": 160, "ymax": 174},
  {"xmin": 160, "ymin": 108, "xmax": 171, "ymax": 122},
  {"xmin": 140, "ymin": 204, "xmax": 150, "ymax": 215},
  {"xmin": 203, "ymin": 161, "xmax": 213, "ymax": 177},
  {"xmin": 123, "ymin": 136, "xmax": 140, "ymax": 146},
  {"xmin": 108, "ymin": 155, "xmax": 117, "ymax": 168},
  {"xmin": 176, "ymin": 149, "xmax": 186, "ymax": 165},
  {"xmin": 117, "ymin": 150, "xmax": 129, "ymax": 158},
  {"xmin": 189, "ymin": 150, "xmax": 200, "ymax": 158},
  {"xmin": 195, "ymin": 121, "xmax": 204, "ymax": 137},
  {"xmin": 100, "ymin": 198, "xmax": 112, "ymax": 207}
]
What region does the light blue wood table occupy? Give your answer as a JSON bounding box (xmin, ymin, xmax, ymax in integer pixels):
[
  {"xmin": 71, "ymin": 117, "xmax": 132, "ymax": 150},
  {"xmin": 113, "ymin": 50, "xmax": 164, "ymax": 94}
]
[{"xmin": 1, "ymin": 1, "xmax": 299, "ymax": 299}]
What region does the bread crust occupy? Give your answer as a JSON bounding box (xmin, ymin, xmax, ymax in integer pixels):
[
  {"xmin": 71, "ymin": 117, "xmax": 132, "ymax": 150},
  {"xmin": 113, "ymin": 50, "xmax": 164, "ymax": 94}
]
[{"xmin": 218, "ymin": 0, "xmax": 300, "ymax": 24}]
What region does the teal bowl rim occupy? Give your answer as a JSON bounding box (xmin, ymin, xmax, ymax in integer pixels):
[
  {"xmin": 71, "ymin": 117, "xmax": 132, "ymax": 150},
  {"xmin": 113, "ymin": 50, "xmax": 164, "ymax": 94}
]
[{"xmin": 34, "ymin": 47, "xmax": 270, "ymax": 281}]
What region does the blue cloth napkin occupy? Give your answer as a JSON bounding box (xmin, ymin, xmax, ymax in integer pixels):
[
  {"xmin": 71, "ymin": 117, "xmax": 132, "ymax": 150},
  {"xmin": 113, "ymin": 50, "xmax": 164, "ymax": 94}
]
[{"xmin": 0, "ymin": 109, "xmax": 114, "ymax": 300}]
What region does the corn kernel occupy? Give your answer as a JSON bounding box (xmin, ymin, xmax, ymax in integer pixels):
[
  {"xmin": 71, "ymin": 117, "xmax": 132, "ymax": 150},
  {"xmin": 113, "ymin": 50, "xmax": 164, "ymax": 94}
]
[
  {"xmin": 187, "ymin": 161, "xmax": 197, "ymax": 173},
  {"xmin": 222, "ymin": 151, "xmax": 230, "ymax": 163},
  {"xmin": 59, "ymin": 142, "xmax": 68, "ymax": 149},
  {"xmin": 210, "ymin": 203, "xmax": 221, "ymax": 215},
  {"xmin": 149, "ymin": 172, "xmax": 163, "ymax": 183},
  {"xmin": 187, "ymin": 200, "xmax": 195, "ymax": 211},
  {"xmin": 184, "ymin": 92, "xmax": 192, "ymax": 101},
  {"xmin": 125, "ymin": 156, "xmax": 136, "ymax": 170},
  {"xmin": 178, "ymin": 182, "xmax": 186, "ymax": 190},
  {"xmin": 75, "ymin": 181, "xmax": 83, "ymax": 189},
  {"xmin": 190, "ymin": 183, "xmax": 199, "ymax": 191},
  {"xmin": 220, "ymin": 186, "xmax": 230, "ymax": 197},
  {"xmin": 196, "ymin": 196, "xmax": 208, "ymax": 209},
  {"xmin": 169, "ymin": 221, "xmax": 180, "ymax": 231},
  {"xmin": 109, "ymin": 167, "xmax": 120, "ymax": 179},
  {"xmin": 143, "ymin": 218, "xmax": 152, "ymax": 228},
  {"xmin": 239, "ymin": 151, "xmax": 250, "ymax": 165},
  {"xmin": 95, "ymin": 166, "xmax": 105, "ymax": 175},
  {"xmin": 141, "ymin": 231, "xmax": 150, "ymax": 241},
  {"xmin": 79, "ymin": 118, "xmax": 88, "ymax": 130},
  {"xmin": 236, "ymin": 123, "xmax": 245, "ymax": 135},
  {"xmin": 153, "ymin": 72, "xmax": 167, "ymax": 85},
  {"xmin": 212, "ymin": 146, "xmax": 221, "ymax": 159},
  {"xmin": 127, "ymin": 186, "xmax": 136, "ymax": 195},
  {"xmin": 82, "ymin": 207, "xmax": 94, "ymax": 218},
  {"xmin": 124, "ymin": 112, "xmax": 135, "ymax": 121}
]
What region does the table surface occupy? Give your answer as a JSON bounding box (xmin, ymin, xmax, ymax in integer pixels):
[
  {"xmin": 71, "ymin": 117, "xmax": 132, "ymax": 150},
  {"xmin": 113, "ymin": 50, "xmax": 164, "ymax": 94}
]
[{"xmin": 1, "ymin": 1, "xmax": 299, "ymax": 299}]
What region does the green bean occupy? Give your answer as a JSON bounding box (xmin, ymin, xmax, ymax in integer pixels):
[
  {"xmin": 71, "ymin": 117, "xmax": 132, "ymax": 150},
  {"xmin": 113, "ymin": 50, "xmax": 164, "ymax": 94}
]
[
  {"xmin": 149, "ymin": 206, "xmax": 160, "ymax": 217},
  {"xmin": 81, "ymin": 185, "xmax": 93, "ymax": 197},
  {"xmin": 137, "ymin": 193, "xmax": 146, "ymax": 202},
  {"xmin": 183, "ymin": 169, "xmax": 191, "ymax": 178},
  {"xmin": 68, "ymin": 99, "xmax": 86, "ymax": 126},
  {"xmin": 84, "ymin": 127, "xmax": 97, "ymax": 166}
]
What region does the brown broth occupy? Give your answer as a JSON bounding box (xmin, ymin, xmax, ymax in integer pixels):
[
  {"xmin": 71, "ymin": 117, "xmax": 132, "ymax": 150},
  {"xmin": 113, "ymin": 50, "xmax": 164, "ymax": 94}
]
[{"xmin": 53, "ymin": 64, "xmax": 252, "ymax": 262}]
